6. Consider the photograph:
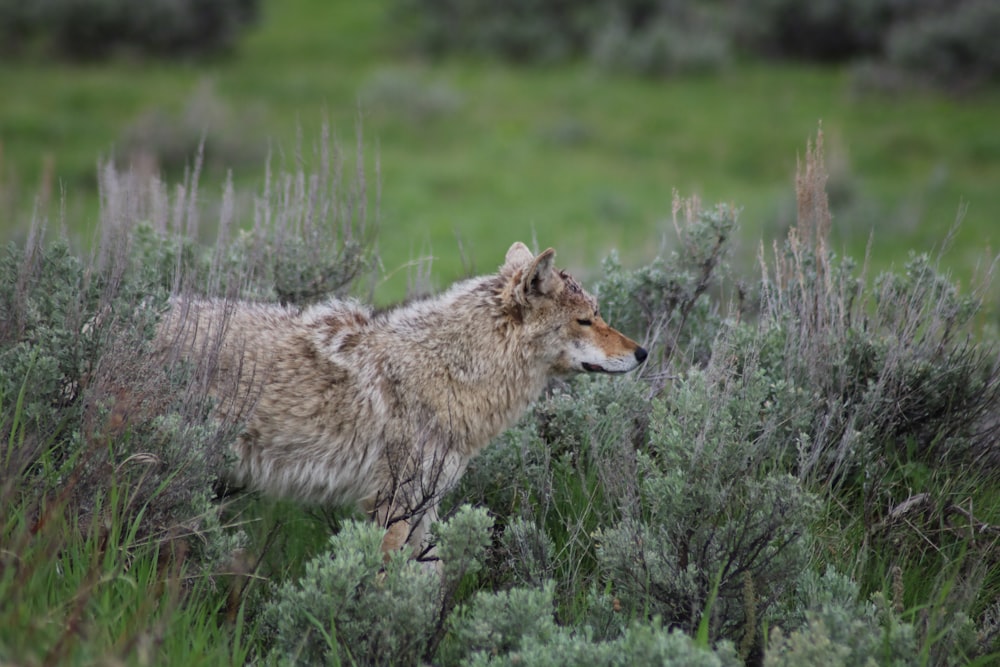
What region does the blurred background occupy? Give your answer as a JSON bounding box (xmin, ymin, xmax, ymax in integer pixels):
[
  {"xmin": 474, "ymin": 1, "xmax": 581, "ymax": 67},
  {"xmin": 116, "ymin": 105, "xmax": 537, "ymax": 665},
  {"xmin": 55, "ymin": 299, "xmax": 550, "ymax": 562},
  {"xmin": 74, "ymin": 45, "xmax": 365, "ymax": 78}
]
[{"xmin": 1, "ymin": 0, "xmax": 998, "ymax": 302}]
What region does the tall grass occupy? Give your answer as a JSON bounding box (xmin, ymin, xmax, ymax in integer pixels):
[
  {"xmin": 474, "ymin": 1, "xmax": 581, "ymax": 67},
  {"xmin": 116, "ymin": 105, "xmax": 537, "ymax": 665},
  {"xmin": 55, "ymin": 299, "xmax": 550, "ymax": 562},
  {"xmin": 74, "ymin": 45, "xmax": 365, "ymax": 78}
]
[{"xmin": 0, "ymin": 442, "xmax": 254, "ymax": 666}]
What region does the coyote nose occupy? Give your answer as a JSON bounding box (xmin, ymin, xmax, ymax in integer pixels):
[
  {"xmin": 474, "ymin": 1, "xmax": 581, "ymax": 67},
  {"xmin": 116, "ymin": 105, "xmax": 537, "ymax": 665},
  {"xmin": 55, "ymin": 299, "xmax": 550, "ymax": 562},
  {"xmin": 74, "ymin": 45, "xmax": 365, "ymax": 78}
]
[{"xmin": 635, "ymin": 347, "xmax": 648, "ymax": 363}]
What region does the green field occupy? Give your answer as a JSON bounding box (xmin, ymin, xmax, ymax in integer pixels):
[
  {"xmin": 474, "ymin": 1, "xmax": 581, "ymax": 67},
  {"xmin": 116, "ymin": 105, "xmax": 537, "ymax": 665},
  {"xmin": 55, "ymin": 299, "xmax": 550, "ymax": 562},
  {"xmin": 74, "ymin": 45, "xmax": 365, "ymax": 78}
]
[{"xmin": 2, "ymin": 0, "xmax": 999, "ymax": 303}]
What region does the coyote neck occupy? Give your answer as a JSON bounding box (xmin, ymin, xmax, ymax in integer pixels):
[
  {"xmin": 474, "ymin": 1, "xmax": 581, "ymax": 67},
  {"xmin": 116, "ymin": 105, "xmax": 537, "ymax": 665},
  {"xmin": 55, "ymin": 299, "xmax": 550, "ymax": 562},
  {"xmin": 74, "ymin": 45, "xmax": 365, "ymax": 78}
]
[{"xmin": 379, "ymin": 285, "xmax": 549, "ymax": 458}]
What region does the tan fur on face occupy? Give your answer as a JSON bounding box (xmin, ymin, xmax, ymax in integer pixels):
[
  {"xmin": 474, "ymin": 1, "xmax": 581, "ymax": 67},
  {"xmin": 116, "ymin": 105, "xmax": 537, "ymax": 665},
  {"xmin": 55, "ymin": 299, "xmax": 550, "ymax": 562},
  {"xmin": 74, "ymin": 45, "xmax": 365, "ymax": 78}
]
[{"xmin": 156, "ymin": 242, "xmax": 646, "ymax": 558}]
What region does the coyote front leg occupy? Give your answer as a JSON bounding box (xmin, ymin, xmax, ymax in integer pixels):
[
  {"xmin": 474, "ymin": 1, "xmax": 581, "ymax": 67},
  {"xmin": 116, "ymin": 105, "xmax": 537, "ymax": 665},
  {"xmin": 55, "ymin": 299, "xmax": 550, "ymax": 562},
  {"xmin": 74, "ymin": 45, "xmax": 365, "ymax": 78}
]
[{"xmin": 369, "ymin": 496, "xmax": 437, "ymax": 561}]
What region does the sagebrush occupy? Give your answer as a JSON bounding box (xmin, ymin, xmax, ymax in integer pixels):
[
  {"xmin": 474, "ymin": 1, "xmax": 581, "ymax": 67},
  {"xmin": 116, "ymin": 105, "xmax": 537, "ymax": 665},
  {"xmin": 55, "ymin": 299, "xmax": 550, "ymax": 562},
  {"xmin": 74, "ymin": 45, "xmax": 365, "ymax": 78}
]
[{"xmin": 2, "ymin": 126, "xmax": 1000, "ymax": 665}]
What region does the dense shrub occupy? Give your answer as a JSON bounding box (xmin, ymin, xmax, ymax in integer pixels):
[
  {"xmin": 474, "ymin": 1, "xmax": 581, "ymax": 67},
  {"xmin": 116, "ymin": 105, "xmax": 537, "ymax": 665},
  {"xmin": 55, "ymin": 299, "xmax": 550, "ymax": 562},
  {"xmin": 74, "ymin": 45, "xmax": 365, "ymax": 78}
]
[
  {"xmin": 449, "ymin": 133, "xmax": 1000, "ymax": 660},
  {"xmin": 118, "ymin": 80, "xmax": 267, "ymax": 179},
  {"xmin": 0, "ymin": 0, "xmax": 259, "ymax": 59},
  {"xmin": 392, "ymin": 0, "xmax": 732, "ymax": 75},
  {"xmin": 728, "ymin": 0, "xmax": 893, "ymax": 62},
  {"xmin": 359, "ymin": 68, "xmax": 464, "ymax": 123},
  {"xmin": 765, "ymin": 567, "xmax": 914, "ymax": 666},
  {"xmin": 263, "ymin": 506, "xmax": 747, "ymax": 666},
  {"xmin": 0, "ymin": 220, "xmax": 225, "ymax": 531},
  {"xmin": 392, "ymin": 0, "xmax": 600, "ymax": 63},
  {"xmin": 459, "ymin": 614, "xmax": 743, "ymax": 666},
  {"xmin": 765, "ymin": 565, "xmax": 983, "ymax": 666},
  {"xmin": 589, "ymin": 4, "xmax": 731, "ymax": 76},
  {"xmin": 393, "ymin": 0, "xmax": 999, "ymax": 87},
  {"xmin": 596, "ymin": 366, "xmax": 818, "ymax": 650},
  {"xmin": 596, "ymin": 194, "xmax": 735, "ymax": 376},
  {"xmin": 449, "ymin": 375, "xmax": 647, "ymax": 605},
  {"xmin": 0, "ymin": 0, "xmax": 30, "ymax": 54},
  {"xmin": 0, "ymin": 214, "xmax": 251, "ymax": 662},
  {"xmin": 451, "ymin": 314, "xmax": 819, "ymax": 657},
  {"xmin": 886, "ymin": 0, "xmax": 1000, "ymax": 87},
  {"xmin": 753, "ymin": 132, "xmax": 1000, "ymax": 484},
  {"xmin": 262, "ymin": 520, "xmax": 442, "ymax": 666}
]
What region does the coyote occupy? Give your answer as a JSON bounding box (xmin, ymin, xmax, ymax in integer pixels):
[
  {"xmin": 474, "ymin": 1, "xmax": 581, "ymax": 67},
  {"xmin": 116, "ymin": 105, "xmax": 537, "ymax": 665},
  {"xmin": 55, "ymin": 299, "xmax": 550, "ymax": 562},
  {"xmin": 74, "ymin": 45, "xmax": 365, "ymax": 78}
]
[{"xmin": 157, "ymin": 242, "xmax": 646, "ymax": 558}]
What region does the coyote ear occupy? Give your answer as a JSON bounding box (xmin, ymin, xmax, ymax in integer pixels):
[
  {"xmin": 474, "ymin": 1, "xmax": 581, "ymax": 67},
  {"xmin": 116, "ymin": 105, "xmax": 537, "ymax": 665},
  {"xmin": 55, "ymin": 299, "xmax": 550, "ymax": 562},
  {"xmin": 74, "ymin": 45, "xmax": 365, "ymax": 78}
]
[
  {"xmin": 520, "ymin": 248, "xmax": 559, "ymax": 298},
  {"xmin": 504, "ymin": 242, "xmax": 534, "ymax": 269}
]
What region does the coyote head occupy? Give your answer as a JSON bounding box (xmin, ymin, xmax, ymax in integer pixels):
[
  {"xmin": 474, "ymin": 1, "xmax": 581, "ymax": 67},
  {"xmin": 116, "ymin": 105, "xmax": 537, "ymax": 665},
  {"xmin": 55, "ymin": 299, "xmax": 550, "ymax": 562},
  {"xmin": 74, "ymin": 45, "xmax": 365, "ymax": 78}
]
[{"xmin": 501, "ymin": 242, "xmax": 647, "ymax": 375}]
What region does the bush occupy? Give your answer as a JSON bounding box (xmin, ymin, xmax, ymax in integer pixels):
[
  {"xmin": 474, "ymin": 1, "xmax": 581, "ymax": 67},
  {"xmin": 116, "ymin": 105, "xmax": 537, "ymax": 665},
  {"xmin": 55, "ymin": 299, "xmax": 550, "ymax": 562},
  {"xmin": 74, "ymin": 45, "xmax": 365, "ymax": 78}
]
[
  {"xmin": 447, "ymin": 582, "xmax": 561, "ymax": 662},
  {"xmin": 392, "ymin": 0, "xmax": 731, "ymax": 75},
  {"xmin": 359, "ymin": 68, "xmax": 464, "ymax": 124},
  {"xmin": 262, "ymin": 521, "xmax": 440, "ymax": 666},
  {"xmin": 765, "ymin": 570, "xmax": 914, "ymax": 666},
  {"xmin": 0, "ymin": 0, "xmax": 259, "ymax": 59},
  {"xmin": 449, "ymin": 375, "xmax": 651, "ymax": 606},
  {"xmin": 393, "ymin": 0, "xmax": 1000, "ymax": 88},
  {"xmin": 392, "ymin": 0, "xmax": 600, "ymax": 63},
  {"xmin": 747, "ymin": 130, "xmax": 1000, "ymax": 661},
  {"xmin": 451, "ymin": 300, "xmax": 818, "ymax": 658},
  {"xmin": 754, "ymin": 131, "xmax": 1000, "ymax": 483},
  {"xmin": 886, "ymin": 0, "xmax": 1000, "ymax": 88},
  {"xmin": 765, "ymin": 565, "xmax": 980, "ymax": 666},
  {"xmin": 728, "ymin": 0, "xmax": 1000, "ymax": 88},
  {"xmin": 458, "ymin": 608, "xmax": 743, "ymax": 666},
  {"xmin": 0, "ymin": 136, "xmax": 376, "ymax": 539},
  {"xmin": 595, "ymin": 367, "xmax": 818, "ymax": 652},
  {"xmin": 596, "ymin": 194, "xmax": 736, "ymax": 376},
  {"xmin": 729, "ymin": 0, "xmax": 892, "ymax": 62},
  {"xmin": 263, "ymin": 506, "xmax": 492, "ymax": 666},
  {"xmin": 0, "ymin": 221, "xmax": 229, "ymax": 532},
  {"xmin": 590, "ymin": 6, "xmax": 731, "ymax": 76},
  {"xmin": 0, "ymin": 0, "xmax": 31, "ymax": 54},
  {"xmin": 118, "ymin": 80, "xmax": 266, "ymax": 179}
]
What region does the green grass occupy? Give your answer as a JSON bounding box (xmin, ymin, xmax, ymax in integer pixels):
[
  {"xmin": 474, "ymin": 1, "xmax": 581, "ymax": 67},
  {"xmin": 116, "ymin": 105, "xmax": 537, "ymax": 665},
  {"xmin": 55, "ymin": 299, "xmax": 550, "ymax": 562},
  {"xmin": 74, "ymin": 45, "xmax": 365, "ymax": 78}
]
[
  {"xmin": 1, "ymin": 0, "xmax": 999, "ymax": 303},
  {"xmin": 0, "ymin": 457, "xmax": 253, "ymax": 666}
]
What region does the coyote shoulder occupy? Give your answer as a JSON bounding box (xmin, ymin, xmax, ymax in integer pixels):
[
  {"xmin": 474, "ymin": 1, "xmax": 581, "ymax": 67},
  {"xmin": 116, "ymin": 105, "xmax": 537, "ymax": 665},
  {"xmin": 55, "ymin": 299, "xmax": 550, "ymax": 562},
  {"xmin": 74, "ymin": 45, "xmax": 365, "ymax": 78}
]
[{"xmin": 157, "ymin": 242, "xmax": 646, "ymax": 557}]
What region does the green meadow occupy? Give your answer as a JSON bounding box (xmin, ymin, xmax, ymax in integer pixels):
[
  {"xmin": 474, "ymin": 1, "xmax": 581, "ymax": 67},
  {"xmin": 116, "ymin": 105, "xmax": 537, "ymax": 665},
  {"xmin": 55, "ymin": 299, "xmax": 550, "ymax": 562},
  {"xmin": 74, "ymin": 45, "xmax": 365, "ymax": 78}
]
[{"xmin": 2, "ymin": 0, "xmax": 999, "ymax": 303}]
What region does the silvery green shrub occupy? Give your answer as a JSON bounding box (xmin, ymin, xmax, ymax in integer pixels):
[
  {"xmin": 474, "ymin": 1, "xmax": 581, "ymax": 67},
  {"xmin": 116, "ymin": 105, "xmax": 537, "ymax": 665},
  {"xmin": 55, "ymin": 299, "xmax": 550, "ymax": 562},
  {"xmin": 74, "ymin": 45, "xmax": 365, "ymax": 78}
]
[
  {"xmin": 595, "ymin": 364, "xmax": 818, "ymax": 647},
  {"xmin": 450, "ymin": 584, "xmax": 741, "ymax": 667},
  {"xmin": 263, "ymin": 506, "xmax": 493, "ymax": 666},
  {"xmin": 596, "ymin": 201, "xmax": 736, "ymax": 374},
  {"xmin": 774, "ymin": 567, "xmax": 916, "ymax": 665},
  {"xmin": 392, "ymin": 0, "xmax": 731, "ymax": 75}
]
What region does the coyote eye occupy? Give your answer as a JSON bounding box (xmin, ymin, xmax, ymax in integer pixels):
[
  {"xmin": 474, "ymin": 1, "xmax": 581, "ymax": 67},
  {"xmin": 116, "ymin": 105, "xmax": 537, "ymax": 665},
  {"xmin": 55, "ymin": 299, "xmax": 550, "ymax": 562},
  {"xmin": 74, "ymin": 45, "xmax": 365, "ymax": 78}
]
[{"xmin": 576, "ymin": 318, "xmax": 592, "ymax": 326}]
